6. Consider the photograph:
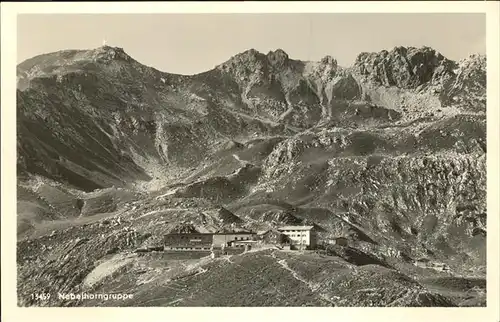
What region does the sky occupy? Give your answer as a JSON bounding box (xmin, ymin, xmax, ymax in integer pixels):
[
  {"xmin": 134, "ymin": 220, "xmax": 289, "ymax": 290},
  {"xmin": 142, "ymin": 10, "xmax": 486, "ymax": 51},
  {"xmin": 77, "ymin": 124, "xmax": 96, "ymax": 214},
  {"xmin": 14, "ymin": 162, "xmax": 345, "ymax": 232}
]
[{"xmin": 17, "ymin": 13, "xmax": 486, "ymax": 75}]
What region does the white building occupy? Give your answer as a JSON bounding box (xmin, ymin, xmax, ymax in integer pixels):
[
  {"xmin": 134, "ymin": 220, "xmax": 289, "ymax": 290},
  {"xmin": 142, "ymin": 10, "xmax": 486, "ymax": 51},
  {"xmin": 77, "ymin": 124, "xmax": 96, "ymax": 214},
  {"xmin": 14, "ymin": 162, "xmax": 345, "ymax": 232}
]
[{"xmin": 277, "ymin": 225, "xmax": 317, "ymax": 250}]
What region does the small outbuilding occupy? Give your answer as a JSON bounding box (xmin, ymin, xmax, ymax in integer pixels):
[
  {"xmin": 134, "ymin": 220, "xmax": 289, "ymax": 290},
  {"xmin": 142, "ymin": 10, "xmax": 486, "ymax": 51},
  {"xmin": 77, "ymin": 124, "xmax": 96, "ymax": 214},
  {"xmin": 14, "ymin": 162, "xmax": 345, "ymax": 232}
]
[{"xmin": 334, "ymin": 236, "xmax": 349, "ymax": 247}]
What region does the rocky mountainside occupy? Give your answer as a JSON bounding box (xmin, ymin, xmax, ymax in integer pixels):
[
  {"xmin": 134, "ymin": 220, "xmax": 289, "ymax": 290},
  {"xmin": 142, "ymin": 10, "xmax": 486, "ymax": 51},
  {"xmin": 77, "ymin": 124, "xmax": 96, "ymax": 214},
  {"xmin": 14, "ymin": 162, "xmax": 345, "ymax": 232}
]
[{"xmin": 16, "ymin": 45, "xmax": 486, "ymax": 307}]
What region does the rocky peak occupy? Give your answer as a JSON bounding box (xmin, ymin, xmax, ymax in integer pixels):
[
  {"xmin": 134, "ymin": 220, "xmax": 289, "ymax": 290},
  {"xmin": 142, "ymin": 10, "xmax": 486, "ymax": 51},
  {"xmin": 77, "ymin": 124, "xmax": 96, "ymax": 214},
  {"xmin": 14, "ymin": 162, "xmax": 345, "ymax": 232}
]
[
  {"xmin": 217, "ymin": 48, "xmax": 296, "ymax": 88},
  {"xmin": 440, "ymin": 53, "xmax": 486, "ymax": 111},
  {"xmin": 234, "ymin": 48, "xmax": 266, "ymax": 63},
  {"xmin": 320, "ymin": 55, "xmax": 338, "ymax": 68},
  {"xmin": 456, "ymin": 54, "xmax": 486, "ymax": 81},
  {"xmin": 222, "ymin": 48, "xmax": 292, "ymax": 70},
  {"xmin": 90, "ymin": 45, "xmax": 133, "ymax": 64},
  {"xmin": 17, "ymin": 46, "xmax": 135, "ymax": 77},
  {"xmin": 353, "ymin": 46, "xmax": 457, "ymax": 89},
  {"xmin": 16, "ymin": 46, "xmax": 142, "ymax": 92},
  {"xmin": 266, "ymin": 49, "xmax": 289, "ymax": 67},
  {"xmin": 461, "ymin": 53, "xmax": 486, "ymax": 65},
  {"xmin": 217, "ymin": 48, "xmax": 266, "ymax": 76}
]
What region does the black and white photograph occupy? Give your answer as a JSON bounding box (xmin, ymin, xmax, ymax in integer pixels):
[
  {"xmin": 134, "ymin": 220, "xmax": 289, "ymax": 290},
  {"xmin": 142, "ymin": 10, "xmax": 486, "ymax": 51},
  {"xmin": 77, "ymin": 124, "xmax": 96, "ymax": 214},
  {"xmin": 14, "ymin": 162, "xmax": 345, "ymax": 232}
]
[{"xmin": 1, "ymin": 2, "xmax": 499, "ymax": 321}]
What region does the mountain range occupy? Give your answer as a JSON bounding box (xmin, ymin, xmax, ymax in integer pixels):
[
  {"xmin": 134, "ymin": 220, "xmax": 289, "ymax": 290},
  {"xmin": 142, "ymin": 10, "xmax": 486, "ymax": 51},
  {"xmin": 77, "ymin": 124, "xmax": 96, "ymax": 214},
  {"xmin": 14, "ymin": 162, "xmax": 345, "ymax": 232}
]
[{"xmin": 16, "ymin": 45, "xmax": 486, "ymax": 307}]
